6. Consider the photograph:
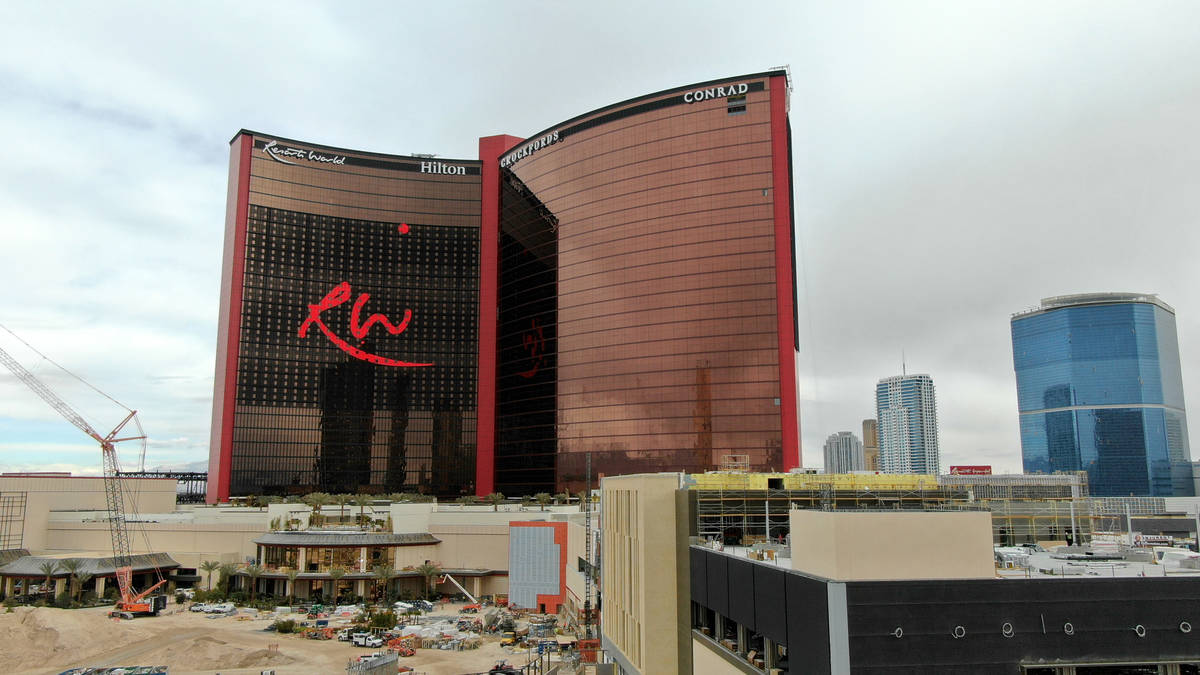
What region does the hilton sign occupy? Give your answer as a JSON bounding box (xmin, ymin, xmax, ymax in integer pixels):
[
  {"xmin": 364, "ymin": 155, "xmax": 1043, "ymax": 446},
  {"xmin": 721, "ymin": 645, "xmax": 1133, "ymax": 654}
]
[{"xmin": 420, "ymin": 160, "xmax": 467, "ymax": 175}]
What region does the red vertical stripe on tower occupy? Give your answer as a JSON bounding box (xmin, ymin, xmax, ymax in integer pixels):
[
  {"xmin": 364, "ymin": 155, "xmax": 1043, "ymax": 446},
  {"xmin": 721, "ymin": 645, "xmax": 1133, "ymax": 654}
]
[
  {"xmin": 476, "ymin": 135, "xmax": 524, "ymax": 496},
  {"xmin": 207, "ymin": 134, "xmax": 252, "ymax": 502},
  {"xmin": 769, "ymin": 75, "xmax": 801, "ymax": 470}
]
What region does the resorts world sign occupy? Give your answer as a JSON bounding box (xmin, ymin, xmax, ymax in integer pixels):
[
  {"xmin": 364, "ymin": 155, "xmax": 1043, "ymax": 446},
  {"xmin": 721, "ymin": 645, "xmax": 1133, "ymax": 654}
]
[{"xmin": 263, "ymin": 140, "xmax": 347, "ymax": 166}]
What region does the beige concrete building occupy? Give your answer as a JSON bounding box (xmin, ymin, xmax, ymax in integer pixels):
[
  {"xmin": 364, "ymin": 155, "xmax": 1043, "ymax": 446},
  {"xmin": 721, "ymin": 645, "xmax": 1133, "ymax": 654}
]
[
  {"xmin": 599, "ymin": 472, "xmax": 1013, "ymax": 674},
  {"xmin": 0, "ymin": 474, "xmax": 178, "ymax": 552},
  {"xmin": 0, "ymin": 475, "xmax": 592, "ymax": 605},
  {"xmin": 787, "ymin": 510, "xmax": 995, "ymax": 581},
  {"xmin": 600, "ymin": 473, "xmax": 692, "ymax": 675}
]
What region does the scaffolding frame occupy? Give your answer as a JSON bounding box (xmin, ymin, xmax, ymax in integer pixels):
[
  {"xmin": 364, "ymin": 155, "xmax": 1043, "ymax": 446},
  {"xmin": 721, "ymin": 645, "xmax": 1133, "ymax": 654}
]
[{"xmin": 0, "ymin": 491, "xmax": 27, "ymax": 549}]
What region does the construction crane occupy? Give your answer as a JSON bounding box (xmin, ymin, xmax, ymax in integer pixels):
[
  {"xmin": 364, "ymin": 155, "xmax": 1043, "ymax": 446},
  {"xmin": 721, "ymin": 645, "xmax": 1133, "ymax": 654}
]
[
  {"xmin": 0, "ymin": 329, "xmax": 166, "ymax": 617},
  {"xmin": 439, "ymin": 572, "xmax": 478, "ymax": 605}
]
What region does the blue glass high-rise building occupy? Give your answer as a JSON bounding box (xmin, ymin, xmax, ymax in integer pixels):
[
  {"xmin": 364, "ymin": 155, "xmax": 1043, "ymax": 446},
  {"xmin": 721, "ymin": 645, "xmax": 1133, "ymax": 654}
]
[
  {"xmin": 875, "ymin": 374, "xmax": 940, "ymax": 474},
  {"xmin": 1011, "ymin": 293, "xmax": 1193, "ymax": 496}
]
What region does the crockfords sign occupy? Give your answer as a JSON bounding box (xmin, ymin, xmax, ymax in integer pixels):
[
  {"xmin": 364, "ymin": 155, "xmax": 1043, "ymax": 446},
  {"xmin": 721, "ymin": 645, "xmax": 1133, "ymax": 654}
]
[
  {"xmin": 683, "ymin": 82, "xmax": 750, "ymax": 103},
  {"xmin": 420, "ymin": 160, "xmax": 467, "ymax": 175},
  {"xmin": 499, "ymin": 131, "xmax": 560, "ymax": 168},
  {"xmin": 263, "ymin": 140, "xmax": 346, "ymax": 166}
]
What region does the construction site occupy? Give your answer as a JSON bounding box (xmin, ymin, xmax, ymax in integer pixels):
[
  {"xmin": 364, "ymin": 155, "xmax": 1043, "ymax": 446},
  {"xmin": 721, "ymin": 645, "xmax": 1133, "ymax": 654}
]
[
  {"xmin": 6, "ymin": 331, "xmax": 1200, "ymax": 673},
  {"xmin": 0, "ymin": 328, "xmax": 607, "ymax": 674},
  {"xmin": 688, "ymin": 467, "xmax": 1117, "ymax": 547}
]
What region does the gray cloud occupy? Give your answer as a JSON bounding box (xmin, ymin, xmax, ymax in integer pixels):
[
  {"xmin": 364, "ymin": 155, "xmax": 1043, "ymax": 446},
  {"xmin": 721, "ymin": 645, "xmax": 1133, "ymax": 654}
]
[{"xmin": 1, "ymin": 1, "xmax": 1198, "ymax": 477}]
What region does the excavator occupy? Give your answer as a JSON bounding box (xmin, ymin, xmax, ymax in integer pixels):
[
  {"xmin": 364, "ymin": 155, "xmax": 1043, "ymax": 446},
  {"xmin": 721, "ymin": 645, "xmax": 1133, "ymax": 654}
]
[{"xmin": 0, "ymin": 326, "xmax": 167, "ymax": 618}]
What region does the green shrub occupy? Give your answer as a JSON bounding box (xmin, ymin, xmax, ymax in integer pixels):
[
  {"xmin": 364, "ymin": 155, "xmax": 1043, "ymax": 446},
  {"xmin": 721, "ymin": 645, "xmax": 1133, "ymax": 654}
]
[
  {"xmin": 54, "ymin": 592, "xmax": 72, "ymax": 608},
  {"xmin": 272, "ymin": 619, "xmax": 297, "ymax": 633},
  {"xmin": 369, "ymin": 610, "xmax": 397, "ymax": 629},
  {"xmin": 104, "ymin": 586, "xmax": 118, "ymax": 600}
]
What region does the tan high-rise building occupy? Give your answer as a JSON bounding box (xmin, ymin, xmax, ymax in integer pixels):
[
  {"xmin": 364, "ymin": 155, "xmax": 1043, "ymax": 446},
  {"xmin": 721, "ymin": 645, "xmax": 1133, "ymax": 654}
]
[{"xmin": 862, "ymin": 418, "xmax": 880, "ymax": 471}]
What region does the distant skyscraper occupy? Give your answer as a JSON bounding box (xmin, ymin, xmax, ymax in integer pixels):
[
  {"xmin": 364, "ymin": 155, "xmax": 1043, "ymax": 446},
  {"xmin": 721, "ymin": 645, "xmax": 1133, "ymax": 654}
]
[
  {"xmin": 862, "ymin": 419, "xmax": 879, "ymax": 471},
  {"xmin": 875, "ymin": 375, "xmax": 940, "ymax": 474},
  {"xmin": 1011, "ymin": 293, "xmax": 1193, "ymax": 496},
  {"xmin": 823, "ymin": 432, "xmax": 865, "ymax": 473}
]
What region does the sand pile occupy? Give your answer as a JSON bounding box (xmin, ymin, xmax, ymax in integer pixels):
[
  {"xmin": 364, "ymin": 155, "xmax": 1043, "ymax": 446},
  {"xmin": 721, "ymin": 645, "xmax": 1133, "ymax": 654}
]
[
  {"xmin": 0, "ymin": 607, "xmax": 156, "ymax": 670},
  {"xmin": 137, "ymin": 635, "xmax": 297, "ymax": 670}
]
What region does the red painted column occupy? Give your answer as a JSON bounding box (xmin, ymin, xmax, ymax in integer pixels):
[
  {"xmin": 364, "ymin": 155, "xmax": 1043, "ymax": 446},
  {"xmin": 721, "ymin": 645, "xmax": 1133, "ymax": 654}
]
[
  {"xmin": 476, "ymin": 135, "xmax": 524, "ymax": 496},
  {"xmin": 769, "ymin": 76, "xmax": 801, "ymax": 470},
  {"xmin": 207, "ymin": 133, "xmax": 253, "ymax": 502}
]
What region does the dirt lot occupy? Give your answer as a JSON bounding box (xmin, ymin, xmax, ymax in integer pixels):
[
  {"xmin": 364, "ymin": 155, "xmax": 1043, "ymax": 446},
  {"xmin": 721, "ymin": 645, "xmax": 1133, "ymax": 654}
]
[{"xmin": 0, "ymin": 603, "xmax": 541, "ymax": 675}]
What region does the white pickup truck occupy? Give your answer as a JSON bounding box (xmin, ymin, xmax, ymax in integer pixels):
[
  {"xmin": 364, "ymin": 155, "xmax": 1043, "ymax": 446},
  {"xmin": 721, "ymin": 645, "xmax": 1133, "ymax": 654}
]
[{"xmin": 351, "ymin": 632, "xmax": 383, "ymax": 648}]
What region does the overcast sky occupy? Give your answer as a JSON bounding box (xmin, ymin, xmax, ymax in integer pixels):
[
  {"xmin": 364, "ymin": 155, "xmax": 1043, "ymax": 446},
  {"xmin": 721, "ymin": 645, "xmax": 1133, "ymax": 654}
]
[{"xmin": 2, "ymin": 1, "xmax": 1199, "ymax": 477}]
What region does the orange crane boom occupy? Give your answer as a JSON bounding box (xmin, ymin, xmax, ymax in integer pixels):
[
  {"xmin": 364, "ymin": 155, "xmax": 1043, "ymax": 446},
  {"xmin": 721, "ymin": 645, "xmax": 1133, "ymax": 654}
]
[{"xmin": 0, "ymin": 335, "xmax": 163, "ymax": 616}]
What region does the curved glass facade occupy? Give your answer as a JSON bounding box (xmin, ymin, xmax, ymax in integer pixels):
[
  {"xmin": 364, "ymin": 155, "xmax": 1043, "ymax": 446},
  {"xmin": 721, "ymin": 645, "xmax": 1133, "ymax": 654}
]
[
  {"xmin": 1012, "ymin": 296, "xmax": 1192, "ymax": 496},
  {"xmin": 212, "ymin": 71, "xmax": 799, "ymax": 501},
  {"xmin": 209, "ymin": 133, "xmax": 480, "ymax": 500},
  {"xmin": 490, "ymin": 73, "xmax": 799, "ymax": 494}
]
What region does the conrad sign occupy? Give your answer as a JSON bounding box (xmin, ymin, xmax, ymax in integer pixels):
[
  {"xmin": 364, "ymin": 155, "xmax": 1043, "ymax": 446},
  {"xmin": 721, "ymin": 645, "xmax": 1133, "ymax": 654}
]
[{"xmin": 683, "ymin": 82, "xmax": 750, "ymax": 103}]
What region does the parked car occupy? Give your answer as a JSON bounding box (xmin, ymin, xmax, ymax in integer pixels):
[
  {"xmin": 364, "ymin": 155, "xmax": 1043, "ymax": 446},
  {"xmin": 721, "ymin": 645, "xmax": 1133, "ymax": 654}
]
[
  {"xmin": 415, "ymin": 600, "xmax": 434, "ymax": 612},
  {"xmin": 206, "ymin": 602, "xmax": 235, "ymax": 614},
  {"xmin": 189, "ymin": 603, "xmax": 211, "ymax": 613}
]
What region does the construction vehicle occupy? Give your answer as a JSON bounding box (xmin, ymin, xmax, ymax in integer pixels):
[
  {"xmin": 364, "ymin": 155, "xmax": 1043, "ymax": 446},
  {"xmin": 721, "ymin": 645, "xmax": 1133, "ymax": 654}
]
[
  {"xmin": 439, "ymin": 572, "xmax": 478, "ymax": 604},
  {"xmin": 0, "ymin": 327, "xmax": 167, "ymax": 617},
  {"xmin": 352, "ymin": 632, "xmax": 384, "ymax": 648}
]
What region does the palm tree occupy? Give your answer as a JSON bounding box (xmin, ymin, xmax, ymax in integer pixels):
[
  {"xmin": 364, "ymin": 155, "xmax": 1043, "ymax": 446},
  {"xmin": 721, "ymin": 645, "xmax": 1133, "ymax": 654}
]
[
  {"xmin": 555, "ymin": 491, "xmax": 571, "ymax": 506},
  {"xmin": 372, "ymin": 563, "xmax": 395, "ymax": 602},
  {"xmin": 534, "ymin": 493, "xmax": 552, "ymax": 511},
  {"xmin": 455, "ymin": 495, "xmax": 475, "ymax": 508},
  {"xmin": 416, "ymin": 562, "xmax": 441, "ymax": 600},
  {"xmin": 335, "ymin": 493, "xmax": 351, "ymax": 524},
  {"xmin": 73, "ymin": 571, "xmax": 93, "ymax": 602},
  {"xmin": 327, "ymin": 567, "xmax": 346, "ymax": 602},
  {"xmin": 302, "ymin": 487, "xmax": 331, "ymax": 526},
  {"xmin": 286, "ymin": 568, "xmax": 299, "ymax": 604},
  {"xmin": 302, "ymin": 492, "xmax": 332, "ymax": 527},
  {"xmin": 484, "ymin": 492, "xmax": 505, "ymax": 512},
  {"xmin": 59, "ymin": 559, "xmax": 82, "ymax": 601},
  {"xmin": 219, "ymin": 562, "xmax": 237, "ymax": 596},
  {"xmin": 353, "ymin": 494, "xmax": 374, "ymax": 529},
  {"xmin": 245, "ymin": 564, "xmax": 265, "ymax": 603},
  {"xmin": 575, "ymin": 491, "xmax": 589, "ymax": 512},
  {"xmin": 37, "ymin": 560, "xmax": 59, "ymax": 600},
  {"xmin": 200, "ymin": 560, "xmax": 221, "ymax": 591}
]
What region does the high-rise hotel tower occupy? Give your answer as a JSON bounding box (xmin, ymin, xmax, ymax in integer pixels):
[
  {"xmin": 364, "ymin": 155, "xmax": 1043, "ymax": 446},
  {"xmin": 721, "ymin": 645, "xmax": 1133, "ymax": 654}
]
[
  {"xmin": 875, "ymin": 374, "xmax": 940, "ymax": 475},
  {"xmin": 208, "ymin": 71, "xmax": 801, "ymax": 501},
  {"xmin": 1012, "ymin": 293, "xmax": 1192, "ymax": 496}
]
